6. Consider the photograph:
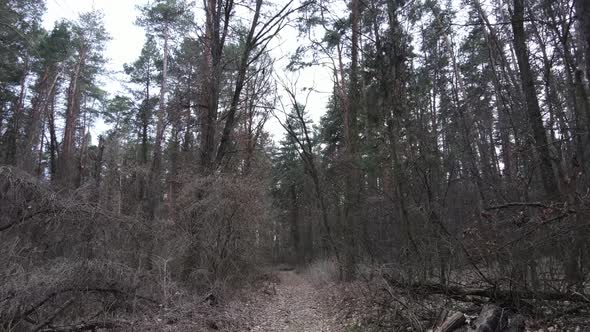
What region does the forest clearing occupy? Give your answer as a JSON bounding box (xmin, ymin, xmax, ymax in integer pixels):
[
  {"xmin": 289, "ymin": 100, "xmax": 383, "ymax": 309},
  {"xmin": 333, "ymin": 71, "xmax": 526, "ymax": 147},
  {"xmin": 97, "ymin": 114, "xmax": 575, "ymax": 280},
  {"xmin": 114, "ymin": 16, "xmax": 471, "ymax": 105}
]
[{"xmin": 2, "ymin": 0, "xmax": 590, "ymax": 331}]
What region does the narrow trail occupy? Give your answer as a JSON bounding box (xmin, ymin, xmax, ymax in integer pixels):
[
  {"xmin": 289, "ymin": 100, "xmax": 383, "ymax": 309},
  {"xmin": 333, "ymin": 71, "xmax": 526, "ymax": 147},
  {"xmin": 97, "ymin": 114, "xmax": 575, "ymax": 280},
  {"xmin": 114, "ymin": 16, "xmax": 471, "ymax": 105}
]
[{"xmin": 249, "ymin": 271, "xmax": 342, "ymax": 332}]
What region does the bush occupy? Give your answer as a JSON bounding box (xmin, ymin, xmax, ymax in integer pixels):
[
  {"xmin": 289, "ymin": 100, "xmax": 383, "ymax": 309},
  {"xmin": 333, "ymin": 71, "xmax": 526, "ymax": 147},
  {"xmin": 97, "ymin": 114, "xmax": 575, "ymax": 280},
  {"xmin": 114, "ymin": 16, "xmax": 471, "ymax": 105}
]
[
  {"xmin": 177, "ymin": 175, "xmax": 274, "ymax": 291},
  {"xmin": 0, "ymin": 167, "xmax": 278, "ymax": 330}
]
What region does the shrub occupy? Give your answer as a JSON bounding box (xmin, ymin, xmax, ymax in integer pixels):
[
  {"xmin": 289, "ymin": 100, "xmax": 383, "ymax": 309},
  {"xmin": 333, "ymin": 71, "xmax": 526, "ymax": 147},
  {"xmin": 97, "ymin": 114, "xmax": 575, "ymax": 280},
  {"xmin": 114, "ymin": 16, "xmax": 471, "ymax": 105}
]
[{"xmin": 177, "ymin": 175, "xmax": 274, "ymax": 290}]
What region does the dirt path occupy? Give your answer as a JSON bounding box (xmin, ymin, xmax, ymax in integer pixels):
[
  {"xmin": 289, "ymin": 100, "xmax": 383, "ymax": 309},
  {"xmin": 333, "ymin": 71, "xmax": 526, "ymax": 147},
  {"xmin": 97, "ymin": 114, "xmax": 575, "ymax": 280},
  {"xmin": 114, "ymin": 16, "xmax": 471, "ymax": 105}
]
[{"xmin": 249, "ymin": 271, "xmax": 342, "ymax": 332}]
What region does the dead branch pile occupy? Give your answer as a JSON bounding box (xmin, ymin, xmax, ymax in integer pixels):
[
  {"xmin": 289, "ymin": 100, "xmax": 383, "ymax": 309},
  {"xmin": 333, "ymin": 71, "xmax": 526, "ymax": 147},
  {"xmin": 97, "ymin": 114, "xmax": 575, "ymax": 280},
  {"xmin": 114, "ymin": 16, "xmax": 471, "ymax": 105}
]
[
  {"xmin": 335, "ymin": 272, "xmax": 590, "ymax": 331},
  {"xmin": 0, "ymin": 166, "xmax": 156, "ymax": 331}
]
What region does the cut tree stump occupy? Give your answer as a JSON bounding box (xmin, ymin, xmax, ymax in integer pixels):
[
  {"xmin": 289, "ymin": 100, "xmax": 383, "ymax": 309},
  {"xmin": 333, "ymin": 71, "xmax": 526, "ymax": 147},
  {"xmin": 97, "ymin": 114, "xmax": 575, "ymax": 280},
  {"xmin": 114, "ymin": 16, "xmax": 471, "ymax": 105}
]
[
  {"xmin": 435, "ymin": 311, "xmax": 466, "ymax": 332},
  {"xmin": 470, "ymin": 304, "xmax": 507, "ymax": 332},
  {"xmin": 505, "ymin": 314, "xmax": 526, "ymax": 332}
]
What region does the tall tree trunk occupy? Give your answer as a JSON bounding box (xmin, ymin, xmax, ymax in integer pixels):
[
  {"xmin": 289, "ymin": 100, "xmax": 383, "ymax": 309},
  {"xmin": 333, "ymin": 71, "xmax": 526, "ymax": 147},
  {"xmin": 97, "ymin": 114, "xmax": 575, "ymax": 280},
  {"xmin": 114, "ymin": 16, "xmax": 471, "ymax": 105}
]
[
  {"xmin": 8, "ymin": 60, "xmax": 29, "ymax": 166},
  {"xmin": 243, "ymin": 91, "xmax": 255, "ymax": 176},
  {"xmin": 0, "ymin": 104, "xmax": 4, "ymax": 138},
  {"xmin": 59, "ymin": 51, "xmax": 85, "ymax": 187},
  {"xmin": 511, "ymin": 0, "xmax": 560, "ymax": 199},
  {"xmin": 182, "ymin": 63, "xmax": 194, "ymax": 156},
  {"xmin": 541, "ymin": 1, "xmax": 589, "ymax": 172},
  {"xmin": 27, "ymin": 67, "xmax": 62, "ymax": 174},
  {"xmin": 150, "ymin": 21, "xmax": 169, "ymax": 191},
  {"xmin": 569, "ymin": 0, "xmax": 590, "ymax": 291},
  {"xmin": 94, "ymin": 135, "xmax": 105, "ymax": 198},
  {"xmin": 340, "ymin": 0, "xmax": 361, "ymax": 281},
  {"xmin": 200, "ymin": 0, "xmax": 228, "ymax": 173},
  {"xmin": 145, "ymin": 20, "xmax": 170, "ymax": 270},
  {"xmin": 575, "ymin": 0, "xmax": 590, "ymax": 83},
  {"xmin": 475, "ymin": 0, "xmax": 528, "ymax": 186},
  {"xmin": 289, "ymin": 184, "xmax": 301, "ymax": 264},
  {"xmin": 76, "ymin": 103, "xmax": 90, "ymax": 188},
  {"xmin": 141, "ymin": 62, "xmax": 151, "ymax": 165},
  {"xmin": 168, "ymin": 128, "xmax": 180, "ymax": 221},
  {"xmin": 215, "ymin": 0, "xmax": 262, "ymax": 168},
  {"xmin": 36, "ymin": 116, "xmax": 45, "ymax": 177},
  {"xmin": 47, "ymin": 91, "xmax": 58, "ymax": 180}
]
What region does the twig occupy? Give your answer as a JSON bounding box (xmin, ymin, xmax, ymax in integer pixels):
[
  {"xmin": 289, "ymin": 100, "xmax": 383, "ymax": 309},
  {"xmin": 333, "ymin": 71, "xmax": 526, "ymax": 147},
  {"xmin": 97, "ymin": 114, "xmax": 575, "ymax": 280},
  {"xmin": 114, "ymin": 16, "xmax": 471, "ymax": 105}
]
[
  {"xmin": 486, "ymin": 202, "xmax": 577, "ymax": 214},
  {"xmin": 33, "ymin": 298, "xmax": 75, "ymax": 331}
]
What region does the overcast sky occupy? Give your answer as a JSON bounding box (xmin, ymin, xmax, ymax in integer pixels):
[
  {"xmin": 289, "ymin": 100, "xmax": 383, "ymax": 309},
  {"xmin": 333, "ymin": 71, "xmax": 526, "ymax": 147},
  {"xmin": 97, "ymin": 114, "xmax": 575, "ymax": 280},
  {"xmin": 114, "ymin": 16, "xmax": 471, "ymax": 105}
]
[{"xmin": 42, "ymin": 0, "xmax": 332, "ymax": 141}]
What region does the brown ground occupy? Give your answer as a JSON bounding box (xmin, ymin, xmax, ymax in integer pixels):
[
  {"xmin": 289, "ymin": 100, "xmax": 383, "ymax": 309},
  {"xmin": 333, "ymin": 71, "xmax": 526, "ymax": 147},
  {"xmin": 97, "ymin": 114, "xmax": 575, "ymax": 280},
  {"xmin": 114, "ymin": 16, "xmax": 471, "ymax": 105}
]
[{"xmin": 248, "ymin": 271, "xmax": 344, "ymax": 332}]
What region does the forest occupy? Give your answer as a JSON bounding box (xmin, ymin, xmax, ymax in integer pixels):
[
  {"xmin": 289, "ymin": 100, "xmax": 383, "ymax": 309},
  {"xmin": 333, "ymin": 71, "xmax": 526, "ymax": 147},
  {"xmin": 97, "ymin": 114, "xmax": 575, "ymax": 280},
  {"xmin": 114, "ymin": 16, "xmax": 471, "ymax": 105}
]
[{"xmin": 1, "ymin": 0, "xmax": 590, "ymax": 331}]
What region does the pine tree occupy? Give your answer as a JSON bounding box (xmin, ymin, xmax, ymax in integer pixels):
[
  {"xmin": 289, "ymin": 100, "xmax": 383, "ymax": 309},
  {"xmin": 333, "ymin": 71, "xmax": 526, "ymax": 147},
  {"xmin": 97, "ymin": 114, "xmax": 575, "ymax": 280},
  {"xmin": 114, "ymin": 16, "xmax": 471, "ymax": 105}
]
[{"xmin": 57, "ymin": 10, "xmax": 110, "ymax": 188}]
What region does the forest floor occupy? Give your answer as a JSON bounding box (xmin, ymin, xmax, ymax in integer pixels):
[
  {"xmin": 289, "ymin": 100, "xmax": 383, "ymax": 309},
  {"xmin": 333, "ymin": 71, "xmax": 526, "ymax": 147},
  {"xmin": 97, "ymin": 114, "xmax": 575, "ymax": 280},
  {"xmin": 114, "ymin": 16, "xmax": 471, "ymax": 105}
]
[
  {"xmin": 135, "ymin": 268, "xmax": 353, "ymax": 331},
  {"xmin": 86, "ymin": 265, "xmax": 590, "ymax": 331},
  {"xmin": 138, "ymin": 265, "xmax": 590, "ymax": 331},
  {"xmin": 247, "ymin": 270, "xmax": 344, "ymax": 332}
]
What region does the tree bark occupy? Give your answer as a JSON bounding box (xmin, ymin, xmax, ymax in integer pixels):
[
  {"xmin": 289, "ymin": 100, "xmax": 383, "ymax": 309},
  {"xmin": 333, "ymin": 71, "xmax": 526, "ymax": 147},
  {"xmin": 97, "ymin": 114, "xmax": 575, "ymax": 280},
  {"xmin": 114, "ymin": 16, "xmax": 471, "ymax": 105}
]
[
  {"xmin": 150, "ymin": 21, "xmax": 169, "ymax": 192},
  {"xmin": 289, "ymin": 184, "xmax": 301, "ymax": 264},
  {"xmin": 215, "ymin": 0, "xmax": 262, "ymax": 168},
  {"xmin": 140, "ymin": 59, "xmax": 151, "ymax": 165},
  {"xmin": 200, "ymin": 0, "xmax": 230, "ymax": 173},
  {"xmin": 25, "ymin": 64, "xmax": 62, "ymax": 174},
  {"xmin": 340, "ymin": 0, "xmax": 362, "ymax": 281},
  {"xmin": 59, "ymin": 50, "xmax": 85, "ymax": 187},
  {"xmin": 145, "ymin": 20, "xmax": 170, "ymax": 270},
  {"xmin": 47, "ymin": 92, "xmax": 58, "ymax": 180},
  {"xmin": 8, "ymin": 59, "xmax": 29, "ymax": 166},
  {"xmin": 575, "ymin": 0, "xmax": 590, "ymax": 83},
  {"xmin": 511, "ymin": 0, "xmax": 560, "ymax": 199}
]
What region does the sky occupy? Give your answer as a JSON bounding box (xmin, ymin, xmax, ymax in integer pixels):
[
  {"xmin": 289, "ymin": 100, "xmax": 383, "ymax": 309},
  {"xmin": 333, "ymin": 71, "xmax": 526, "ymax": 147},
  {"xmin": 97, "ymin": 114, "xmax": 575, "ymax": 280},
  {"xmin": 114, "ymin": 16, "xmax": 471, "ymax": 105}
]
[
  {"xmin": 42, "ymin": 0, "xmax": 332, "ymax": 141},
  {"xmin": 43, "ymin": 0, "xmax": 145, "ymax": 95}
]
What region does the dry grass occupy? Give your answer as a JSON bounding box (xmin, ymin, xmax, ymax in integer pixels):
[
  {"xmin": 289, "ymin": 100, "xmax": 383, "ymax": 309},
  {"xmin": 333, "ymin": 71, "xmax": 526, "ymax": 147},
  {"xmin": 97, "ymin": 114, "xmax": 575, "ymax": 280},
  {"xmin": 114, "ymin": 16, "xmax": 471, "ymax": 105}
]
[{"xmin": 304, "ymin": 258, "xmax": 339, "ymax": 286}]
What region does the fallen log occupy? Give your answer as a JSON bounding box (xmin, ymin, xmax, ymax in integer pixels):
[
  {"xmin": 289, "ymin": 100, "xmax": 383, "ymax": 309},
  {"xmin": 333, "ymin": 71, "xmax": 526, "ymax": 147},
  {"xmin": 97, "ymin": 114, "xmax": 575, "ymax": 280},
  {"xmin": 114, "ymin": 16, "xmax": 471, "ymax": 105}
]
[
  {"xmin": 433, "ymin": 309, "xmax": 449, "ymax": 328},
  {"xmin": 39, "ymin": 320, "xmax": 131, "ymax": 332},
  {"xmin": 7, "ymin": 287, "xmax": 158, "ymax": 329},
  {"xmin": 384, "ymin": 276, "xmax": 590, "ymax": 304},
  {"xmin": 485, "ymin": 202, "xmax": 577, "ymax": 214},
  {"xmin": 33, "ymin": 298, "xmax": 75, "ymax": 331}
]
